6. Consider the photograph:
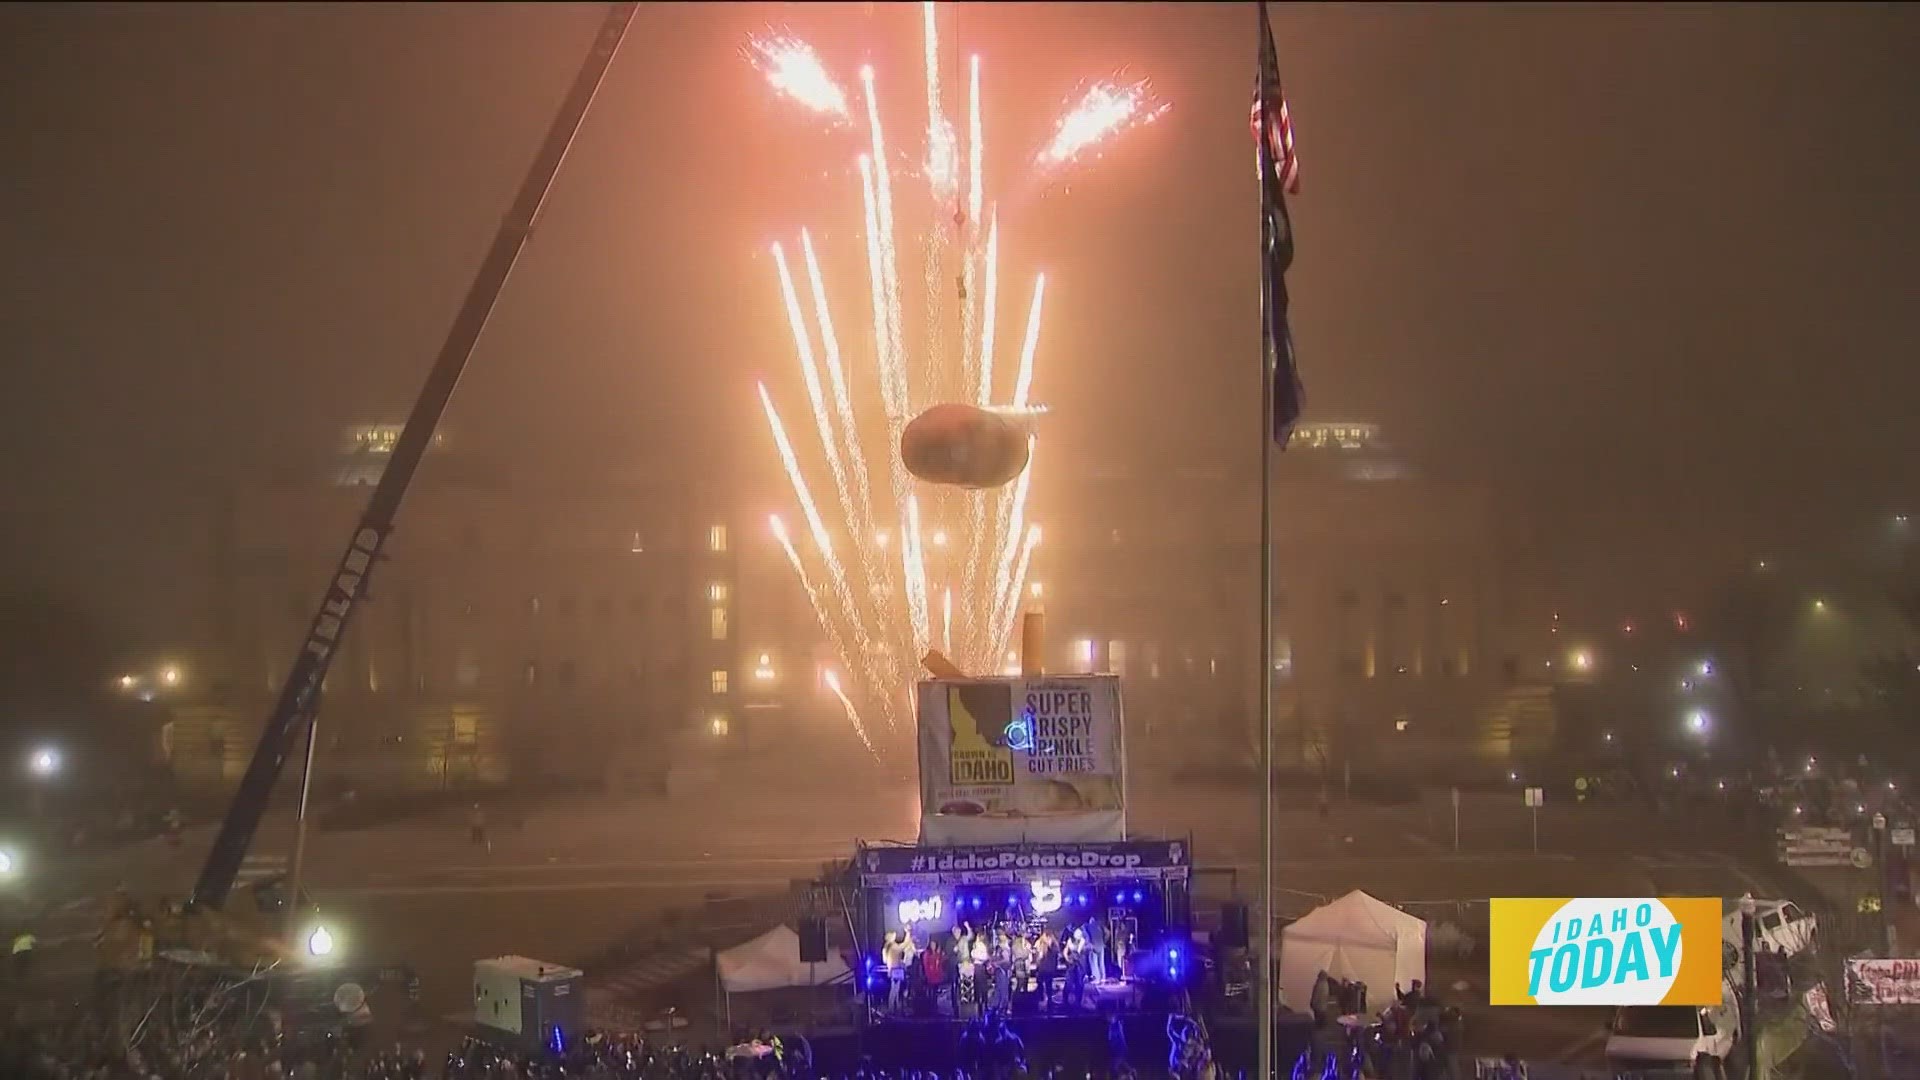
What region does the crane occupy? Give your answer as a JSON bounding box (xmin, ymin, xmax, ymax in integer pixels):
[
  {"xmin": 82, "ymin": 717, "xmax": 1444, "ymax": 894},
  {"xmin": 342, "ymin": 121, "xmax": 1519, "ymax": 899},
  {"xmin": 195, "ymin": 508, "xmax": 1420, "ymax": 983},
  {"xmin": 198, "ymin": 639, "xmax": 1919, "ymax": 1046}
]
[{"xmin": 190, "ymin": 2, "xmax": 638, "ymax": 912}]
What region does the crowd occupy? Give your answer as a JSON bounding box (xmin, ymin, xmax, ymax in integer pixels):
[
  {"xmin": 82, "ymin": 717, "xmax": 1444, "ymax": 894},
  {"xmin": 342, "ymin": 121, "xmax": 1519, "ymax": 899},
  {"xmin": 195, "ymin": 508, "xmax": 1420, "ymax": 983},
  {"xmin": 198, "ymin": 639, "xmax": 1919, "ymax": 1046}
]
[
  {"xmin": 1289, "ymin": 975, "xmax": 1467, "ymax": 1080},
  {"xmin": 0, "ymin": 1016, "xmax": 1195, "ymax": 1080}
]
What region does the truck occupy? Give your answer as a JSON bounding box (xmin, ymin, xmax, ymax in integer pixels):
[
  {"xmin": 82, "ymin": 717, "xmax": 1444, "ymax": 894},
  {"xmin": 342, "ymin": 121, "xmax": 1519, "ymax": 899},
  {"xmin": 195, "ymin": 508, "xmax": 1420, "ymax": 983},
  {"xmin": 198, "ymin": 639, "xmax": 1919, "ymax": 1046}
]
[{"xmin": 1604, "ymin": 980, "xmax": 1742, "ymax": 1080}]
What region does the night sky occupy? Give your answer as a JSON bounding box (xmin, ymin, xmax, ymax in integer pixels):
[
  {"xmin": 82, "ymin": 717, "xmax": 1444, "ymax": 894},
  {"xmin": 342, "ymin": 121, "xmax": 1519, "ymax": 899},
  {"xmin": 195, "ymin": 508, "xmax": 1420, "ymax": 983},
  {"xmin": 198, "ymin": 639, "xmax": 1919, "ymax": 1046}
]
[{"xmin": 4, "ymin": 2, "xmax": 1918, "ymax": 646}]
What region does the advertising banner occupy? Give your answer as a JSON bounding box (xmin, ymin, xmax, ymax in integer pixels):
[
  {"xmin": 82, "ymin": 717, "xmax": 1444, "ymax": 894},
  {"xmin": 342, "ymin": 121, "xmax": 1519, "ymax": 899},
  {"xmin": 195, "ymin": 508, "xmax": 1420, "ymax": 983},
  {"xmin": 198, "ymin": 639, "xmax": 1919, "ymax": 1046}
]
[
  {"xmin": 1488, "ymin": 898, "xmax": 1724, "ymax": 1006},
  {"xmin": 1845, "ymin": 957, "xmax": 1920, "ymax": 1005},
  {"xmin": 858, "ymin": 839, "xmax": 1188, "ymax": 886},
  {"xmin": 916, "ymin": 675, "xmax": 1125, "ymax": 842}
]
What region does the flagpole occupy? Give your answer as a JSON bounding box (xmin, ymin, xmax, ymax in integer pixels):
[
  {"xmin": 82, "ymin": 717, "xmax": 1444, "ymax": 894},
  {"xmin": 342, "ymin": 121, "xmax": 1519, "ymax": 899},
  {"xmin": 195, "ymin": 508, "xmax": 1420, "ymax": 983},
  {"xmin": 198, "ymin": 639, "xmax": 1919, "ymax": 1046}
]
[
  {"xmin": 1255, "ymin": 64, "xmax": 1277, "ymax": 1080},
  {"xmin": 1256, "ymin": 231, "xmax": 1276, "ymax": 1080}
]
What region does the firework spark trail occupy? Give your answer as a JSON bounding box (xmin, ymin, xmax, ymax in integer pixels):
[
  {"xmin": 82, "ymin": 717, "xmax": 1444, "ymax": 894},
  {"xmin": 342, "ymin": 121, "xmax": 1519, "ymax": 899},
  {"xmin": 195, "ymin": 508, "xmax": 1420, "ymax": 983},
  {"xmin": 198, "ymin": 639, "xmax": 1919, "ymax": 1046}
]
[
  {"xmin": 763, "ymin": 395, "xmax": 899, "ymax": 737},
  {"xmin": 903, "ymin": 492, "xmax": 931, "ymax": 653},
  {"xmin": 986, "ymin": 438, "xmax": 1035, "ymax": 646},
  {"xmin": 821, "ymin": 669, "xmax": 875, "ymax": 753},
  {"xmin": 746, "ymin": 34, "xmax": 851, "ymax": 121},
  {"xmin": 757, "ymin": 384, "xmax": 867, "ymax": 646},
  {"xmin": 916, "ymin": 4, "xmax": 957, "ymax": 397},
  {"xmin": 771, "ymin": 517, "xmax": 877, "ymax": 755},
  {"xmin": 856, "ymin": 155, "xmax": 897, "ymax": 417},
  {"xmin": 993, "ymin": 524, "xmax": 1042, "ymax": 655},
  {"xmin": 771, "ymin": 241, "xmax": 862, "ymax": 586},
  {"xmin": 975, "ymin": 214, "xmax": 1000, "ymax": 406},
  {"xmin": 957, "ymin": 54, "xmax": 985, "ymax": 401},
  {"xmin": 941, "ymin": 586, "xmax": 954, "ymax": 656},
  {"xmin": 921, "ymin": 1, "xmax": 958, "ymax": 202},
  {"xmin": 967, "ymin": 55, "xmax": 984, "ymax": 233},
  {"xmin": 956, "ymin": 209, "xmax": 1000, "ymax": 654},
  {"xmin": 1035, "ymin": 77, "xmax": 1169, "ymax": 169},
  {"xmin": 860, "ymin": 72, "xmax": 907, "ymax": 418},
  {"xmin": 770, "ymin": 515, "xmax": 856, "ymax": 711},
  {"xmin": 799, "ymin": 229, "xmax": 887, "ymax": 617},
  {"xmin": 857, "ymin": 90, "xmax": 917, "ymax": 709},
  {"xmin": 981, "ymin": 274, "xmax": 1046, "ymax": 647},
  {"xmin": 1012, "ymin": 274, "xmax": 1046, "ymax": 409}
]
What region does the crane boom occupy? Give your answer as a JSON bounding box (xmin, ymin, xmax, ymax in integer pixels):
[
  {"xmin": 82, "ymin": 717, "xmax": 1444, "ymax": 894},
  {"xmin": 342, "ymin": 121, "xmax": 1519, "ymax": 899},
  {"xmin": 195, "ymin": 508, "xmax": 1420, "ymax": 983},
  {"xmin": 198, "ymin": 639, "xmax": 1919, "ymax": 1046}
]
[{"xmin": 192, "ymin": 2, "xmax": 638, "ymax": 909}]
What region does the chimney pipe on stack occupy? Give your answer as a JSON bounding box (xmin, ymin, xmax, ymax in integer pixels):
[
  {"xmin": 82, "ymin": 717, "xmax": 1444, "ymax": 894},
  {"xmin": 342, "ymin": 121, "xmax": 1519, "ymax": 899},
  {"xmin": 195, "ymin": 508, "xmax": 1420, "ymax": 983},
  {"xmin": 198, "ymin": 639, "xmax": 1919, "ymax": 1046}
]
[{"xmin": 1021, "ymin": 608, "xmax": 1046, "ymax": 676}]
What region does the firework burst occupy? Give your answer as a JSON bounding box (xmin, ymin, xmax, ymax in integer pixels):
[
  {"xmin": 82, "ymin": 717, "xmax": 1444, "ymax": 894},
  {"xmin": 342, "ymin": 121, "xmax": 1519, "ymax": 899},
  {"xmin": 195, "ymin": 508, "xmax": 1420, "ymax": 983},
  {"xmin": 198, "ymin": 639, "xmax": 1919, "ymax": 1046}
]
[
  {"xmin": 750, "ymin": 2, "xmax": 1164, "ymax": 756},
  {"xmin": 1036, "ymin": 76, "xmax": 1170, "ymax": 171},
  {"xmin": 744, "ymin": 32, "xmax": 850, "ymax": 122}
]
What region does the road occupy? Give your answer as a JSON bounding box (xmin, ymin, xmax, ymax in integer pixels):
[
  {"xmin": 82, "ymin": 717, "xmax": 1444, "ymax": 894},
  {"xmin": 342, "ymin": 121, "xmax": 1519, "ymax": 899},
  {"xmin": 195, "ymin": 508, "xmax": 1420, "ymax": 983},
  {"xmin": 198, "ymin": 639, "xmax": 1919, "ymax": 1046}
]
[{"xmin": 10, "ymin": 775, "xmax": 1800, "ymax": 1065}]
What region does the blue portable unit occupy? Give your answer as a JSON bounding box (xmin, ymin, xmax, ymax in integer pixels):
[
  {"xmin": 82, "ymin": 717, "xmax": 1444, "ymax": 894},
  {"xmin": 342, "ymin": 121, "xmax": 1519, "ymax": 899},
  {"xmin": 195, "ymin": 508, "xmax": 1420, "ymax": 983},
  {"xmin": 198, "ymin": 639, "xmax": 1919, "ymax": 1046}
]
[{"xmin": 473, "ymin": 955, "xmax": 584, "ymax": 1053}]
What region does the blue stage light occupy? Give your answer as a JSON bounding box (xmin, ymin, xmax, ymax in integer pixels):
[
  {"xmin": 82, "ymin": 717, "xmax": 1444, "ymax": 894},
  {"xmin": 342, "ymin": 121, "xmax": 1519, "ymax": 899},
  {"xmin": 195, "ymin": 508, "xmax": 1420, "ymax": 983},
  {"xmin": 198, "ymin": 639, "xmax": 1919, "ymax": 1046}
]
[{"xmin": 1132, "ymin": 889, "xmax": 1145, "ymax": 903}]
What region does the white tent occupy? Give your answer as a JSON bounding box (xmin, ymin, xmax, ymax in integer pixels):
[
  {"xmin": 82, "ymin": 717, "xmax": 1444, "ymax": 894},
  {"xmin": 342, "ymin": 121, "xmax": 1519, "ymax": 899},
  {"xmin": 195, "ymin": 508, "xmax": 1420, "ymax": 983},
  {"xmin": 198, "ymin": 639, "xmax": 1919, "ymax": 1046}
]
[
  {"xmin": 716, "ymin": 925, "xmax": 850, "ymax": 994},
  {"xmin": 1278, "ymin": 891, "xmax": 1427, "ymax": 1015}
]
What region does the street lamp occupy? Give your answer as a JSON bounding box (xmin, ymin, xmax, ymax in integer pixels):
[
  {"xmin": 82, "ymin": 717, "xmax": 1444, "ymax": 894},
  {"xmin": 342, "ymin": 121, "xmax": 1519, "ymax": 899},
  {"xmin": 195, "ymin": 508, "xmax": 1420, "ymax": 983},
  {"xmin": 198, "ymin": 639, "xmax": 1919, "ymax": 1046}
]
[
  {"xmin": 306, "ymin": 924, "xmax": 336, "ymax": 958},
  {"xmin": 1687, "ymin": 710, "xmax": 1710, "ymax": 736},
  {"xmin": 0, "ymin": 849, "xmax": 14, "ymax": 876},
  {"xmin": 1739, "ymin": 895, "xmax": 1758, "ymax": 1080},
  {"xmin": 160, "ymin": 665, "xmax": 182, "ymax": 687},
  {"xmin": 28, "ymin": 748, "xmax": 60, "ymax": 778}
]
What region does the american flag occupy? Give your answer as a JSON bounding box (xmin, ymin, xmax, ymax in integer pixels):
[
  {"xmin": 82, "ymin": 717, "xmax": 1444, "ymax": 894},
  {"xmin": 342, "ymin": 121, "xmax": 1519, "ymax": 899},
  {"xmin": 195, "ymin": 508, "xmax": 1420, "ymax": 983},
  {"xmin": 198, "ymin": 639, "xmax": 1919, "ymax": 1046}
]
[
  {"xmin": 1255, "ymin": 0, "xmax": 1303, "ymax": 447},
  {"xmin": 1248, "ymin": 96, "xmax": 1300, "ymax": 196}
]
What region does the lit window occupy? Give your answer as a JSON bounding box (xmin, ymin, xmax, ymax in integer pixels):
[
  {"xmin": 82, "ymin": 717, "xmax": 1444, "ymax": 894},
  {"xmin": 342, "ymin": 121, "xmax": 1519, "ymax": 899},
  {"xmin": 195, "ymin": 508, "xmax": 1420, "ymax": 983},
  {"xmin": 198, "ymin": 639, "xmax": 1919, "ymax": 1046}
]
[
  {"xmin": 453, "ymin": 712, "xmax": 479, "ymax": 746},
  {"xmin": 710, "ymin": 606, "xmax": 729, "ymax": 640},
  {"xmin": 708, "ymin": 525, "xmax": 728, "ymax": 553},
  {"xmin": 711, "ymin": 669, "xmax": 729, "ymax": 695},
  {"xmin": 709, "ymin": 582, "xmax": 729, "ymax": 603},
  {"xmin": 524, "ymin": 662, "xmax": 538, "ymax": 687},
  {"xmin": 709, "ymin": 713, "xmax": 731, "ymax": 737},
  {"xmin": 629, "ymin": 531, "xmax": 645, "ymax": 553},
  {"xmin": 1030, "ymin": 581, "xmax": 1044, "ymax": 599},
  {"xmin": 529, "ymin": 596, "xmax": 542, "ymax": 616},
  {"xmin": 1074, "ymin": 639, "xmax": 1095, "ymax": 671},
  {"xmin": 1109, "ymin": 640, "xmax": 1128, "ymax": 676}
]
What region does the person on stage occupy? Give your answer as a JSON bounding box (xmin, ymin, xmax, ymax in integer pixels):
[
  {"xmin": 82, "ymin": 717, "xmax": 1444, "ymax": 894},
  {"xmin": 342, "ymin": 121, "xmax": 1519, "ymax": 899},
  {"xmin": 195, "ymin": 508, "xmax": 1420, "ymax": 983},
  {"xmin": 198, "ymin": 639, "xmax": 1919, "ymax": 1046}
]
[{"xmin": 1085, "ymin": 914, "xmax": 1109, "ymax": 985}]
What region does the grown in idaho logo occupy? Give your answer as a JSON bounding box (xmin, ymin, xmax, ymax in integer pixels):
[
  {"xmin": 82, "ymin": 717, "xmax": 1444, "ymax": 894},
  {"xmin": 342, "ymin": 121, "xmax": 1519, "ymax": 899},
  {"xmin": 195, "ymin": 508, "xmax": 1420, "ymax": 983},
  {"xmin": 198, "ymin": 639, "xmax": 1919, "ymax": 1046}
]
[{"xmin": 1489, "ymin": 898, "xmax": 1722, "ymax": 1006}]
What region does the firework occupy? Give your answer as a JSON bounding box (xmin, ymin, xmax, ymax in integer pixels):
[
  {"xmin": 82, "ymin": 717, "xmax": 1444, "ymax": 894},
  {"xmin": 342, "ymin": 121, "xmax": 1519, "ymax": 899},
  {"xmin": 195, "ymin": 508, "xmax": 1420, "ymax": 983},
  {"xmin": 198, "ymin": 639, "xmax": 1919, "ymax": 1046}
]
[
  {"xmin": 748, "ymin": 7, "xmax": 1162, "ymax": 754},
  {"xmin": 745, "ymin": 32, "xmax": 850, "ymax": 121},
  {"xmin": 1035, "ymin": 76, "xmax": 1170, "ymax": 170}
]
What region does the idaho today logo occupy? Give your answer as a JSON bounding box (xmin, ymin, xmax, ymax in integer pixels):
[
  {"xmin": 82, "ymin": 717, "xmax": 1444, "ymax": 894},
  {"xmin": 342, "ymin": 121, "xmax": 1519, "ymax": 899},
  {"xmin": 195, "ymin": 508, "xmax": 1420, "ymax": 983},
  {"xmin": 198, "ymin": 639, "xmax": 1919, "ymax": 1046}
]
[{"xmin": 1489, "ymin": 898, "xmax": 1723, "ymax": 1006}]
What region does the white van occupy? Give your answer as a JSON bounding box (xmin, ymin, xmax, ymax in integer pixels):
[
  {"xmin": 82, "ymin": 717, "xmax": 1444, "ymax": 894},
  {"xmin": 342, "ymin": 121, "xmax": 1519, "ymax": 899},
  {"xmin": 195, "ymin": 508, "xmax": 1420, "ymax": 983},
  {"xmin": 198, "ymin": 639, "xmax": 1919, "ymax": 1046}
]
[
  {"xmin": 1722, "ymin": 898, "xmax": 1818, "ymax": 958},
  {"xmin": 1604, "ymin": 985, "xmax": 1740, "ymax": 1079}
]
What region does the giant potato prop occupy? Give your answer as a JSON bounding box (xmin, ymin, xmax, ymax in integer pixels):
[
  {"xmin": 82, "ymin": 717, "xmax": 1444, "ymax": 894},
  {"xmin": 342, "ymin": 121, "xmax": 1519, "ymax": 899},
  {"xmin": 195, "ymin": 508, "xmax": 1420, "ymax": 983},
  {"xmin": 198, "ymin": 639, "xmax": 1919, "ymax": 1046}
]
[{"xmin": 899, "ymin": 403, "xmax": 1031, "ymax": 490}]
